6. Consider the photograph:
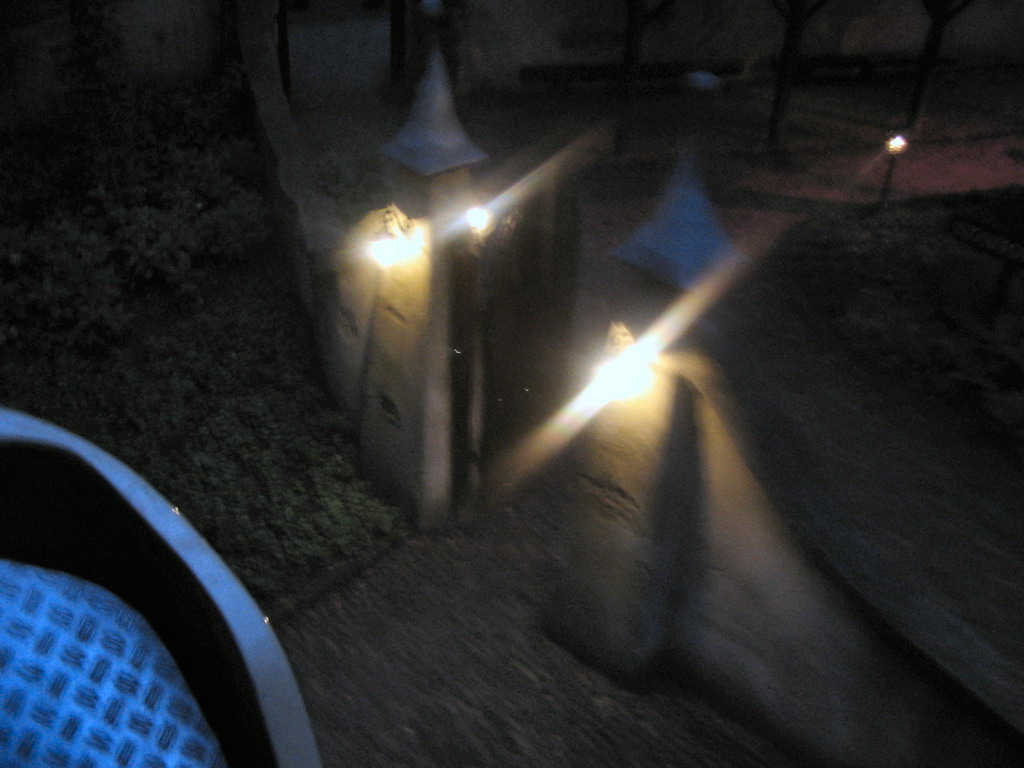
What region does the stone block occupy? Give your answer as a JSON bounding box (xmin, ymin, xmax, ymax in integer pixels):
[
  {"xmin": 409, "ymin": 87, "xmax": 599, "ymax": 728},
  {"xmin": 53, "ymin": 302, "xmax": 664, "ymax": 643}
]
[{"xmin": 544, "ymin": 366, "xmax": 688, "ymax": 680}]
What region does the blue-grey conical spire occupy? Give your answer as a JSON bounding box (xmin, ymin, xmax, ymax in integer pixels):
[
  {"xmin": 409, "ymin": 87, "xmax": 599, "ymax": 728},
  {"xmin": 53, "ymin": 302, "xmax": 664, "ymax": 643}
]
[
  {"xmin": 382, "ymin": 47, "xmax": 487, "ymax": 176},
  {"xmin": 614, "ymin": 149, "xmax": 740, "ymax": 289}
]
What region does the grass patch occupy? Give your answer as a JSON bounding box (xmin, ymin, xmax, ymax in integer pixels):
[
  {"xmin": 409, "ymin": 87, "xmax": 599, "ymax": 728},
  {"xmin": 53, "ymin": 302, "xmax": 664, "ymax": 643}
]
[
  {"xmin": 1, "ymin": 257, "xmax": 408, "ymax": 614},
  {"xmin": 0, "ymin": 67, "xmax": 407, "ymax": 615},
  {"xmin": 764, "ymin": 192, "xmax": 1024, "ymax": 441}
]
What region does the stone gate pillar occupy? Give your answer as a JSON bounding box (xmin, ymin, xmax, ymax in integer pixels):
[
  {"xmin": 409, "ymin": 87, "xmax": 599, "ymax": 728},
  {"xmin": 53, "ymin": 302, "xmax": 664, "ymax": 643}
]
[{"xmin": 359, "ymin": 46, "xmax": 487, "ymax": 528}]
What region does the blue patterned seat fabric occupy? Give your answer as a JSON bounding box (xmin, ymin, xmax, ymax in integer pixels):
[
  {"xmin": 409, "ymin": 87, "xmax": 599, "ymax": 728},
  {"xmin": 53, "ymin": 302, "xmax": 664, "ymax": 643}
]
[{"xmin": 0, "ymin": 560, "xmax": 226, "ymax": 768}]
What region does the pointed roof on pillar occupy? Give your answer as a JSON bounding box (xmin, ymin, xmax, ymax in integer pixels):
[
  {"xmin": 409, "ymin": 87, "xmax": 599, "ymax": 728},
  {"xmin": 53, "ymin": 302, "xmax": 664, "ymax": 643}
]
[
  {"xmin": 382, "ymin": 48, "xmax": 487, "ymax": 177},
  {"xmin": 614, "ymin": 148, "xmax": 742, "ymax": 289}
]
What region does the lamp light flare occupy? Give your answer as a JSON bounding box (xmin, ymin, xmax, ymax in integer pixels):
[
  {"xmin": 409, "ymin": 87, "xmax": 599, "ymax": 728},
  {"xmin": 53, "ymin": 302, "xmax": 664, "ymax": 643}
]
[
  {"xmin": 485, "ymin": 219, "xmax": 753, "ymax": 500},
  {"xmin": 466, "ymin": 206, "xmax": 492, "ymax": 233},
  {"xmin": 886, "ymin": 134, "xmax": 908, "ymax": 155},
  {"xmin": 579, "ymin": 330, "xmax": 660, "ymax": 411},
  {"xmin": 368, "ymin": 225, "xmax": 424, "ymax": 268}
]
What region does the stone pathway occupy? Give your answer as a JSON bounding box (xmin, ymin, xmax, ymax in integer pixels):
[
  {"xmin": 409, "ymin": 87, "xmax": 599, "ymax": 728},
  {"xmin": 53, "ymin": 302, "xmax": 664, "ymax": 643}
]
[{"xmin": 277, "ymin": 466, "xmax": 800, "ymax": 767}]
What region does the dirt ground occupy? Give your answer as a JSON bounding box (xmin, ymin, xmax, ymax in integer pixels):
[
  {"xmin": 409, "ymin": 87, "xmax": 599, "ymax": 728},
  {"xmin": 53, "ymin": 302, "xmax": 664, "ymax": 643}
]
[{"xmin": 276, "ymin": 467, "xmax": 806, "ymax": 767}]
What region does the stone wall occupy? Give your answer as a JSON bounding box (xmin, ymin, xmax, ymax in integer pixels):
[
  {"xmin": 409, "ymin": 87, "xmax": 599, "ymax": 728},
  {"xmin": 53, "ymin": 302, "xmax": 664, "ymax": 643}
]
[{"xmin": 234, "ymin": 2, "xmax": 462, "ymax": 524}]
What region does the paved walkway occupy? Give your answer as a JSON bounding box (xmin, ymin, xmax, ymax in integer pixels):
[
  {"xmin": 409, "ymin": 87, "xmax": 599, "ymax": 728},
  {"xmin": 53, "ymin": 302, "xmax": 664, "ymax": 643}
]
[{"xmin": 274, "ymin": 4, "xmax": 1024, "ymax": 764}]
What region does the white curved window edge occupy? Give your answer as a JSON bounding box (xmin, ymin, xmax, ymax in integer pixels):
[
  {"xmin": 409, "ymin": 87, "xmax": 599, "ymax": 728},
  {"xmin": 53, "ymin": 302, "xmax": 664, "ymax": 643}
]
[{"xmin": 0, "ymin": 406, "xmax": 322, "ymax": 768}]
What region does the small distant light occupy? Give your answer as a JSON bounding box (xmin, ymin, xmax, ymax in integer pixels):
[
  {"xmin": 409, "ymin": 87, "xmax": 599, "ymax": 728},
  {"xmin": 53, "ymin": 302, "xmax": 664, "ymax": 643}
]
[
  {"xmin": 263, "ymin": 616, "xmax": 270, "ymax": 624},
  {"xmin": 466, "ymin": 206, "xmax": 492, "ymax": 233},
  {"xmin": 886, "ymin": 134, "xmax": 908, "ymax": 155}
]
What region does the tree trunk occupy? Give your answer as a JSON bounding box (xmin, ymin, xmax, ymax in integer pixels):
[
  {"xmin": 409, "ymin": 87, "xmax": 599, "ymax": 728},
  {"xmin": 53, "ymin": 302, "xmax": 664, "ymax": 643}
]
[
  {"xmin": 615, "ymin": 0, "xmax": 645, "ymax": 154},
  {"xmin": 907, "ymin": 0, "xmax": 980, "ymax": 128},
  {"xmin": 767, "ymin": 0, "xmax": 806, "ymax": 145}
]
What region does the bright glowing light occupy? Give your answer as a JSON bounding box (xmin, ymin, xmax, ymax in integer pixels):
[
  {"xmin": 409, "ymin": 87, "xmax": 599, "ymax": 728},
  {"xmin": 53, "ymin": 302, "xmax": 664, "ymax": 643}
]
[
  {"xmin": 466, "ymin": 206, "xmax": 492, "ymax": 232},
  {"xmin": 886, "ymin": 134, "xmax": 908, "ymax": 155},
  {"xmin": 368, "ymin": 226, "xmax": 424, "ymax": 267},
  {"xmin": 579, "ymin": 335, "xmax": 660, "ymax": 410},
  {"xmin": 485, "ymin": 254, "xmax": 754, "ymax": 496}
]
